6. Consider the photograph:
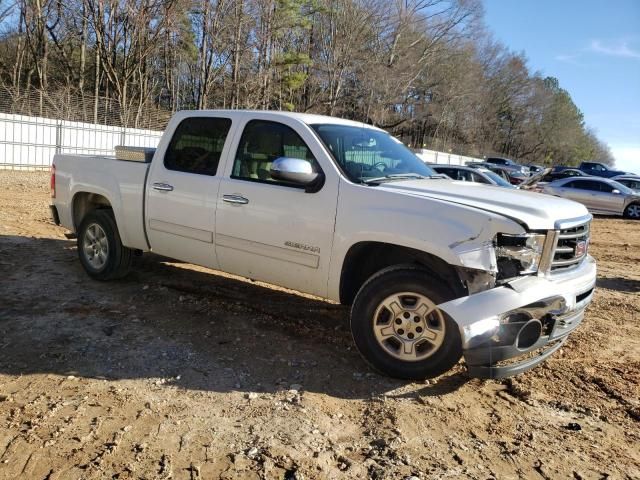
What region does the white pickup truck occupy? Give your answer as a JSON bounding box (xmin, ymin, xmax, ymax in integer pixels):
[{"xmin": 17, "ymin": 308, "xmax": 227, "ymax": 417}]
[{"xmin": 50, "ymin": 110, "xmax": 596, "ymax": 379}]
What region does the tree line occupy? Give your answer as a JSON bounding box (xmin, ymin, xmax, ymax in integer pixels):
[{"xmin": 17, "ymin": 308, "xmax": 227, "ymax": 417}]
[{"xmin": 0, "ymin": 0, "xmax": 614, "ymax": 165}]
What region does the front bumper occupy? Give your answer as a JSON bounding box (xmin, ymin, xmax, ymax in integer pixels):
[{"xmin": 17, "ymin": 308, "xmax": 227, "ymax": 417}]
[{"xmin": 439, "ymin": 255, "xmax": 596, "ymax": 379}]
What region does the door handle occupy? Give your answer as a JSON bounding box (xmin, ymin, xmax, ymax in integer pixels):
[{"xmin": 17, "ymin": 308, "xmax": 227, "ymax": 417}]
[
  {"xmin": 223, "ymin": 194, "xmax": 249, "ymax": 205},
  {"xmin": 152, "ymin": 182, "xmax": 174, "ymax": 192}
]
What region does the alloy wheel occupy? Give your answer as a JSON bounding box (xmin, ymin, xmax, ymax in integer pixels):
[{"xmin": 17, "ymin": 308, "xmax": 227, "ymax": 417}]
[
  {"xmin": 82, "ymin": 223, "xmax": 109, "ymax": 269},
  {"xmin": 372, "ymin": 292, "xmax": 446, "ymax": 362},
  {"xmin": 626, "ymin": 204, "xmax": 640, "ymax": 219}
]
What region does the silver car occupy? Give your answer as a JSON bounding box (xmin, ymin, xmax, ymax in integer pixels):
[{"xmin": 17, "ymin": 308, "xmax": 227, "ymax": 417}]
[
  {"xmin": 543, "ymin": 177, "xmax": 640, "ymax": 219},
  {"xmin": 431, "ymin": 164, "xmax": 515, "ymax": 188},
  {"xmin": 611, "ymin": 175, "xmax": 640, "ymax": 193}
]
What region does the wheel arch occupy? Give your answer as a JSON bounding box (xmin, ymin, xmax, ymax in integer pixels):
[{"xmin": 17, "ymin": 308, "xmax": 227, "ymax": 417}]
[
  {"xmin": 72, "ymin": 191, "xmax": 114, "ymax": 231},
  {"xmin": 624, "ymin": 200, "xmax": 640, "ymax": 218},
  {"xmin": 338, "ymin": 241, "xmax": 468, "ymax": 305}
]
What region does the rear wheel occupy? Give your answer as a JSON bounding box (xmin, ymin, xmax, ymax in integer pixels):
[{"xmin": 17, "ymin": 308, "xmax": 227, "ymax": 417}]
[
  {"xmin": 350, "ymin": 265, "xmax": 462, "ymax": 380},
  {"xmin": 624, "ymin": 203, "xmax": 640, "ymax": 219},
  {"xmin": 77, "ymin": 209, "xmax": 132, "ymax": 280}
]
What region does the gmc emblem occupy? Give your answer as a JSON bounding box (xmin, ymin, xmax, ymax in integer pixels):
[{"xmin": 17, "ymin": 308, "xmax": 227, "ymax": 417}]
[{"xmin": 575, "ymin": 240, "xmax": 588, "ymax": 257}]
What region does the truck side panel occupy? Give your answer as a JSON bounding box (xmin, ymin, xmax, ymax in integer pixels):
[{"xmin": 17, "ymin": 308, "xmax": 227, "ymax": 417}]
[{"xmin": 53, "ymin": 154, "xmax": 150, "ymax": 251}]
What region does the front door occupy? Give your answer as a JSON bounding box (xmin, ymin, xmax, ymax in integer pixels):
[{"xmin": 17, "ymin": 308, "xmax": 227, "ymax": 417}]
[
  {"xmin": 215, "ymin": 118, "xmax": 339, "ymax": 298},
  {"xmin": 592, "ymin": 182, "xmax": 626, "ymax": 214},
  {"xmin": 145, "ymin": 115, "xmax": 234, "ymax": 269}
]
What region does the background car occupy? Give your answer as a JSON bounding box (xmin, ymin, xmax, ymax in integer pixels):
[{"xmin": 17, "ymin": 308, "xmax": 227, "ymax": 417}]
[
  {"xmin": 483, "ymin": 163, "xmax": 528, "ymax": 185},
  {"xmin": 527, "ymin": 164, "xmax": 544, "ymax": 174},
  {"xmin": 578, "ymin": 161, "xmax": 630, "ymax": 178},
  {"xmin": 519, "ymin": 168, "xmax": 587, "ymax": 192},
  {"xmin": 467, "ymin": 162, "xmax": 527, "ymax": 184},
  {"xmin": 485, "ymin": 156, "xmax": 530, "ymax": 175},
  {"xmin": 542, "ymin": 168, "xmax": 591, "ymax": 182},
  {"xmin": 542, "ymin": 177, "xmax": 640, "ymax": 219},
  {"xmin": 518, "ymin": 167, "xmax": 552, "ymax": 192},
  {"xmin": 431, "ymin": 164, "xmax": 515, "ymax": 188},
  {"xmin": 611, "ymin": 175, "xmax": 640, "ymax": 192}
]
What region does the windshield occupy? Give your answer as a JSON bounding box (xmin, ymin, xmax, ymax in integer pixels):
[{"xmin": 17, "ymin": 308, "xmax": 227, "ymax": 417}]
[
  {"xmin": 310, "ymin": 124, "xmax": 435, "ymax": 183},
  {"xmin": 481, "ymin": 170, "xmax": 513, "ymax": 187}
]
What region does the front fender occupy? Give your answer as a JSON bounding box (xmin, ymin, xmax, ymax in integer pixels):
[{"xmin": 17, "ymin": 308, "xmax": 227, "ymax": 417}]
[{"xmin": 327, "ymin": 182, "xmax": 525, "ymax": 302}]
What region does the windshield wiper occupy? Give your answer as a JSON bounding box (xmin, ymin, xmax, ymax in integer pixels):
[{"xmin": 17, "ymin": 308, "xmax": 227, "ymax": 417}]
[{"xmin": 361, "ymin": 173, "xmax": 435, "ymax": 184}]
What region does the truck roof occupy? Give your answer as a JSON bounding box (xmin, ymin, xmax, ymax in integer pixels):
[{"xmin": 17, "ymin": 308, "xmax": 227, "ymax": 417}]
[{"xmin": 176, "ymin": 109, "xmax": 384, "ymax": 131}]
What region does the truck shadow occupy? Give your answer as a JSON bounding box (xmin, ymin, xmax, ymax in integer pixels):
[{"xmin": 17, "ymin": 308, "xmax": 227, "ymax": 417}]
[
  {"xmin": 596, "ymin": 277, "xmax": 640, "ymax": 293},
  {"xmin": 0, "ymin": 234, "xmax": 469, "ymax": 400}
]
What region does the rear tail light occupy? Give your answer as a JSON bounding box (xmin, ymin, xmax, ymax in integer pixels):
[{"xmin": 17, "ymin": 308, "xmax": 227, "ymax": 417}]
[{"xmin": 50, "ymin": 164, "xmax": 56, "ymax": 198}]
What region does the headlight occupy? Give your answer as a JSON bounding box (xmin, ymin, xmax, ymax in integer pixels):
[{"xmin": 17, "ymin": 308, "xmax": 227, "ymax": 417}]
[{"xmin": 495, "ymin": 233, "xmax": 546, "ymax": 277}]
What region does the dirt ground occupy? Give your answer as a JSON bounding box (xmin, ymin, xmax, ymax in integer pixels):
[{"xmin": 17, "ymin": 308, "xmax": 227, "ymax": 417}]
[{"xmin": 0, "ymin": 170, "xmax": 638, "ymax": 480}]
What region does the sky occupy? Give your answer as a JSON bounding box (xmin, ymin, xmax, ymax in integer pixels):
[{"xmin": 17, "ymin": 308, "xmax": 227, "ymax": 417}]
[{"xmin": 483, "ymin": 0, "xmax": 640, "ymax": 172}]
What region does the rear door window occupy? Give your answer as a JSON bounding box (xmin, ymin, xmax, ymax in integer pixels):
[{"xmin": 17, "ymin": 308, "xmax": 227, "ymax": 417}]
[
  {"xmin": 436, "ymin": 168, "xmax": 458, "ymax": 179},
  {"xmin": 571, "ymin": 180, "xmax": 601, "ymax": 191},
  {"xmin": 164, "ymin": 117, "xmax": 232, "ymax": 176}
]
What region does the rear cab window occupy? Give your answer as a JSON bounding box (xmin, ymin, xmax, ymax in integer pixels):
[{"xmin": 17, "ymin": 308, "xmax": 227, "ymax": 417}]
[{"xmin": 164, "ymin": 117, "xmax": 232, "ymax": 175}]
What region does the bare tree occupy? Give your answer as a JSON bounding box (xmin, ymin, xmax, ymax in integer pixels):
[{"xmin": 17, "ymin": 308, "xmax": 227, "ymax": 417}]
[{"xmin": 0, "ymin": 0, "xmax": 613, "ymax": 166}]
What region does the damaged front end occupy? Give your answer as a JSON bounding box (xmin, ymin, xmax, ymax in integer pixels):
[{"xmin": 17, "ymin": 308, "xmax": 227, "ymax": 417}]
[{"xmin": 442, "ymin": 215, "xmax": 596, "ymax": 378}]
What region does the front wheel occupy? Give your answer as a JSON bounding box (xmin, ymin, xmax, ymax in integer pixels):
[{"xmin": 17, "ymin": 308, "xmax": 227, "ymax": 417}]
[
  {"xmin": 350, "ymin": 266, "xmax": 462, "ymax": 380},
  {"xmin": 624, "ymin": 203, "xmax": 640, "ymax": 219},
  {"xmin": 77, "ymin": 209, "xmax": 133, "ymax": 280}
]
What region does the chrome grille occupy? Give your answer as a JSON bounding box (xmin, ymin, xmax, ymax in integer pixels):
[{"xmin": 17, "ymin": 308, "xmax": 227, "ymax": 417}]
[{"xmin": 550, "ymin": 222, "xmax": 590, "ymax": 271}]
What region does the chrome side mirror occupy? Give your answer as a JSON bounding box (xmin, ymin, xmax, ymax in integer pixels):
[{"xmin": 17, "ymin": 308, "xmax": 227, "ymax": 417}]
[
  {"xmin": 612, "ymin": 189, "xmax": 621, "ymax": 194},
  {"xmin": 270, "ymin": 157, "xmax": 319, "ymax": 185}
]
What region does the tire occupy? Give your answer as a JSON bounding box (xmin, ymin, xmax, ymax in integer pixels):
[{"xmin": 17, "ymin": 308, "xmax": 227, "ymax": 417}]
[
  {"xmin": 350, "ymin": 265, "xmax": 462, "ymax": 380},
  {"xmin": 77, "ymin": 209, "xmax": 133, "ymax": 280},
  {"xmin": 623, "ymin": 203, "xmax": 640, "ymax": 220}
]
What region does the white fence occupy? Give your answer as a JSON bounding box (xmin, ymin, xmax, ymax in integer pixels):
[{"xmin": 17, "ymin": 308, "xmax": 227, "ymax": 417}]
[
  {"xmin": 413, "ymin": 148, "xmax": 481, "ymax": 166},
  {"xmin": 0, "ymin": 112, "xmax": 162, "ymax": 170},
  {"xmin": 0, "ymin": 111, "xmax": 481, "ymax": 170}
]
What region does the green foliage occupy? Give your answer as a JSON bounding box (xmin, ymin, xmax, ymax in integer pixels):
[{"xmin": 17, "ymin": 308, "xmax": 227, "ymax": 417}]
[
  {"xmin": 274, "ymin": 0, "xmax": 316, "ymax": 33},
  {"xmin": 283, "ymin": 70, "xmax": 308, "ymax": 90}
]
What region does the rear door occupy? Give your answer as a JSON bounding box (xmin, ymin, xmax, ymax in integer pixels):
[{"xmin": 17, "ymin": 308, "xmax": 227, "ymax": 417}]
[
  {"xmin": 557, "ymin": 180, "xmax": 598, "ymax": 209},
  {"xmin": 214, "ymin": 117, "xmax": 339, "ymax": 298},
  {"xmin": 145, "ymin": 115, "xmax": 234, "ymax": 268}
]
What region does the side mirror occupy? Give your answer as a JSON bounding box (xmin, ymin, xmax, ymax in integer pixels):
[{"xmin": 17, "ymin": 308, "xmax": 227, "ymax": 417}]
[
  {"xmin": 612, "ymin": 189, "xmax": 621, "ymax": 194},
  {"xmin": 270, "ymin": 157, "xmax": 319, "ymax": 185}
]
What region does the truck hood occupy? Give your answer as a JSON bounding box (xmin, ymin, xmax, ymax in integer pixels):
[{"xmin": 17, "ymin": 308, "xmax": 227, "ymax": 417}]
[{"xmin": 377, "ymin": 179, "xmax": 589, "ymax": 230}]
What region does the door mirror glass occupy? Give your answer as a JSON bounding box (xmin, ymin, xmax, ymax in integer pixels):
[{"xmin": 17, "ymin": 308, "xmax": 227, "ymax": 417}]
[{"xmin": 270, "ymin": 157, "xmax": 319, "ymax": 185}]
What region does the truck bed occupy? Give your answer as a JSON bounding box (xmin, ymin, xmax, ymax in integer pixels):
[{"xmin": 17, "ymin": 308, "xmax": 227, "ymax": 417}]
[{"xmin": 52, "ymin": 152, "xmax": 151, "ymax": 251}]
